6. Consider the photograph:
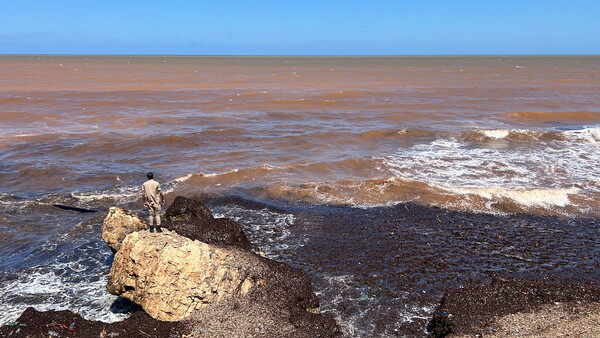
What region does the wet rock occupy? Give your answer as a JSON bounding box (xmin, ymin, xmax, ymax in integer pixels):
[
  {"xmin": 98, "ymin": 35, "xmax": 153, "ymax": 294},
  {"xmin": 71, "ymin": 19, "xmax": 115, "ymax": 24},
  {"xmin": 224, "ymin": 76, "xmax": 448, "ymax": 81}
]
[
  {"xmin": 427, "ymin": 276, "xmax": 600, "ymax": 337},
  {"xmin": 163, "ymin": 195, "xmax": 214, "ymax": 222},
  {"xmin": 101, "ymin": 207, "xmax": 147, "ymax": 252},
  {"xmin": 161, "ymin": 196, "xmax": 252, "ymax": 250},
  {"xmin": 106, "ymin": 229, "xmax": 340, "ymax": 336},
  {"xmin": 101, "ymin": 197, "xmax": 252, "ymax": 252}
]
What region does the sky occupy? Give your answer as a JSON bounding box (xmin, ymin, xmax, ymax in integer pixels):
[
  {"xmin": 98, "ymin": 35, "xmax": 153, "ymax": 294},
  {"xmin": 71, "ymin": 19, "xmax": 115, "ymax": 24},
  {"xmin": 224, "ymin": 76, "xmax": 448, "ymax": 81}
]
[{"xmin": 1, "ymin": 0, "xmax": 599, "ymax": 55}]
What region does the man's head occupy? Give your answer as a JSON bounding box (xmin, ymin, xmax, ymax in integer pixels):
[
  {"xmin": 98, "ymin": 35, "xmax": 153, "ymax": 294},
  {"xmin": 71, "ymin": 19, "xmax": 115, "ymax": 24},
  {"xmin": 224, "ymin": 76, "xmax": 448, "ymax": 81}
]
[{"xmin": 147, "ymin": 172, "xmax": 154, "ymax": 180}]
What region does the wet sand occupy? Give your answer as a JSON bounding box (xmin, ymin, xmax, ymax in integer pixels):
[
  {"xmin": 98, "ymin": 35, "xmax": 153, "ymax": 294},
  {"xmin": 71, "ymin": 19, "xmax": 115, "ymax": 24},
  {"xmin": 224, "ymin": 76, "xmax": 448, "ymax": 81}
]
[{"xmin": 479, "ymin": 302, "xmax": 600, "ymax": 337}]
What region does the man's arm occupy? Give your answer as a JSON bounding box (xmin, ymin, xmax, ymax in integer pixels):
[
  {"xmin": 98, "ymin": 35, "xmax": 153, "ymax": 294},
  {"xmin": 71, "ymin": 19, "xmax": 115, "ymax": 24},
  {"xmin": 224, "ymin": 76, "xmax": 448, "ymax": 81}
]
[{"xmin": 141, "ymin": 185, "xmax": 148, "ymax": 206}]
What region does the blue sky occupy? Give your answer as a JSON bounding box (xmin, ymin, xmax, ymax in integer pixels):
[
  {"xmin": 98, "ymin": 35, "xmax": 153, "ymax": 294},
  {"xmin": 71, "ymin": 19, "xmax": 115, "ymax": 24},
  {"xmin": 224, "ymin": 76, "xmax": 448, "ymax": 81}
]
[{"xmin": 1, "ymin": 0, "xmax": 599, "ymax": 55}]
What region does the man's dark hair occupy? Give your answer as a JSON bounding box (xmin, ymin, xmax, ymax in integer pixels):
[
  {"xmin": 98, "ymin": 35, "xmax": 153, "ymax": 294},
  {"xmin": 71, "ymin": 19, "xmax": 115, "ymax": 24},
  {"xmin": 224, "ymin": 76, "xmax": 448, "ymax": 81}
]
[{"xmin": 147, "ymin": 172, "xmax": 153, "ymax": 180}]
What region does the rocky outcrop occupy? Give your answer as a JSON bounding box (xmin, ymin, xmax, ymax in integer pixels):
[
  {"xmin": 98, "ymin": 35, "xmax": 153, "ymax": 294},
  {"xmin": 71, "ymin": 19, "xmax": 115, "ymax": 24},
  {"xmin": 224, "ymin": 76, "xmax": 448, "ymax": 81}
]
[
  {"xmin": 101, "ymin": 197, "xmax": 252, "ymax": 252},
  {"xmin": 106, "ymin": 230, "xmax": 334, "ymax": 322},
  {"xmin": 107, "ymin": 230, "xmax": 257, "ymax": 321},
  {"xmin": 162, "ymin": 196, "xmax": 252, "ymax": 250},
  {"xmin": 102, "ymin": 196, "xmax": 341, "ymax": 336},
  {"xmin": 101, "ymin": 207, "xmax": 147, "ymax": 252}
]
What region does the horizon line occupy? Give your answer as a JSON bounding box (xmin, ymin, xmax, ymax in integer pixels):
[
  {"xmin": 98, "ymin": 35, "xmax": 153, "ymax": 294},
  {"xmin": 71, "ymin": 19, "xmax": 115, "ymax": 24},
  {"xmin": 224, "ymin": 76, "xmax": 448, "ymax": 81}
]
[{"xmin": 1, "ymin": 53, "xmax": 599, "ymax": 57}]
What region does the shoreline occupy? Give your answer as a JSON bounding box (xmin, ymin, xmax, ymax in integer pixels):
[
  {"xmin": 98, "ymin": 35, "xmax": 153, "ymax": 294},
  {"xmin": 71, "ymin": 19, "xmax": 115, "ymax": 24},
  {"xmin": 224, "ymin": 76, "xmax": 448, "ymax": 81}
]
[
  {"xmin": 1, "ymin": 196, "xmax": 599, "ymax": 336},
  {"xmin": 3, "ymin": 276, "xmax": 599, "ymax": 337}
]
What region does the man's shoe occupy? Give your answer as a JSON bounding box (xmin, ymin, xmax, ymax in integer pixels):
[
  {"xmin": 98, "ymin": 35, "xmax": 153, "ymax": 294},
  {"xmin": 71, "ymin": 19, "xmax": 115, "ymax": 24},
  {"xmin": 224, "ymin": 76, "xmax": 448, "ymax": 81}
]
[
  {"xmin": 156, "ymin": 226, "xmax": 163, "ymax": 233},
  {"xmin": 149, "ymin": 226, "xmax": 155, "ymax": 233}
]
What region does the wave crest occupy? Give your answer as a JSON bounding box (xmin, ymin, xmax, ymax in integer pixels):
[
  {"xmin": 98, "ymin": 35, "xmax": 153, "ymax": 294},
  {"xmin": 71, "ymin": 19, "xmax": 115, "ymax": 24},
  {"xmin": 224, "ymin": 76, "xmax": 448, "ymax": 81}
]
[{"xmin": 224, "ymin": 177, "xmax": 582, "ymax": 216}]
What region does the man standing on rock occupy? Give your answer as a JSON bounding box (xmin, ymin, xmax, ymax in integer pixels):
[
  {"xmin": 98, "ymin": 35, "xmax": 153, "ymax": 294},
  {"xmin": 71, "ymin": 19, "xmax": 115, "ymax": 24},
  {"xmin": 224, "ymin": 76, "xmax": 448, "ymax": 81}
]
[{"xmin": 142, "ymin": 172, "xmax": 165, "ymax": 232}]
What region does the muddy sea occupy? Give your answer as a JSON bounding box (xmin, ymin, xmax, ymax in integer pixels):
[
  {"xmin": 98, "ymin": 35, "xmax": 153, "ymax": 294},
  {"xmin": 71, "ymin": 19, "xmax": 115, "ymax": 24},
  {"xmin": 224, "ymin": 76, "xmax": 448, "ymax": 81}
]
[{"xmin": 1, "ymin": 55, "xmax": 599, "ymax": 336}]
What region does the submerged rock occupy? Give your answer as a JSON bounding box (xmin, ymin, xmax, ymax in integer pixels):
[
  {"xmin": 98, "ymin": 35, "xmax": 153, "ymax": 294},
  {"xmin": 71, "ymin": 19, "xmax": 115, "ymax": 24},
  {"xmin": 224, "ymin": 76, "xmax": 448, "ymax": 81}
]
[{"xmin": 101, "ymin": 207, "xmax": 147, "ymax": 252}]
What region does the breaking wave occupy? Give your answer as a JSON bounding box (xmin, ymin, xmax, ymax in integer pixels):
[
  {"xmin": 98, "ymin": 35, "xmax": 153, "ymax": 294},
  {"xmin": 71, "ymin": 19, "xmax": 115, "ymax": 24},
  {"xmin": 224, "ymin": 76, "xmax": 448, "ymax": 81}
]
[
  {"xmin": 247, "ymin": 178, "xmax": 582, "ymax": 216},
  {"xmin": 165, "ymin": 125, "xmax": 600, "ymax": 216}
]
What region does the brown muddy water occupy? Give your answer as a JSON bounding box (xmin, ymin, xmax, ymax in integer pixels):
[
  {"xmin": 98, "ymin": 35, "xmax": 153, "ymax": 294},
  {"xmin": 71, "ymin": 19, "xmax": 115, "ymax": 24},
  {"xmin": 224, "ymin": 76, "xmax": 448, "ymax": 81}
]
[{"xmin": 1, "ymin": 55, "xmax": 599, "ymax": 336}]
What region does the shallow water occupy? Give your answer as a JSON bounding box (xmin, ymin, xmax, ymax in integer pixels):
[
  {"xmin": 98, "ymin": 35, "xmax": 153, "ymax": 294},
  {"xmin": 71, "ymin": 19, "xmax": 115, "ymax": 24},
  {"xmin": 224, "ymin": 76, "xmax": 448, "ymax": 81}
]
[{"xmin": 1, "ymin": 55, "xmax": 599, "ymax": 336}]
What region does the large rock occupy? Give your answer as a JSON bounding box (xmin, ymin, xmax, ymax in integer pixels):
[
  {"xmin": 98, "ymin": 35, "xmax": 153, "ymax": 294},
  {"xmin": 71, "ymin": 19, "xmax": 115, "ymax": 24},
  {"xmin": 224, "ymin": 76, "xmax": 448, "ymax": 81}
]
[
  {"xmin": 107, "ymin": 230, "xmax": 257, "ymax": 321},
  {"xmin": 102, "ymin": 207, "xmax": 147, "ymax": 252},
  {"xmin": 106, "ymin": 229, "xmax": 340, "ymax": 336},
  {"xmin": 162, "ymin": 196, "xmax": 252, "ymax": 250}
]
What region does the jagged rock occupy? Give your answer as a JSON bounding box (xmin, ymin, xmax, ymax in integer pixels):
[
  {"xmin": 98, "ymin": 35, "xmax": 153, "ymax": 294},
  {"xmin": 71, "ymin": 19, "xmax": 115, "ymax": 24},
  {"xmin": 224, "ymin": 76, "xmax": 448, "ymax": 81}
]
[
  {"xmin": 102, "ymin": 207, "xmax": 147, "ymax": 252},
  {"xmin": 162, "ymin": 196, "xmax": 252, "ymax": 250},
  {"xmin": 107, "ymin": 229, "xmax": 257, "ymax": 320},
  {"xmin": 106, "ymin": 229, "xmax": 340, "ymax": 336}
]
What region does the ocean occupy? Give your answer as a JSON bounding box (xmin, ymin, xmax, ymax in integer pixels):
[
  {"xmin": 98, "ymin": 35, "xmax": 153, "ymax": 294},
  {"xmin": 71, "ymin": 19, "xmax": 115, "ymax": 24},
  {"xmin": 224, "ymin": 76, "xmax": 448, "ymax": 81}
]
[{"xmin": 1, "ymin": 55, "xmax": 599, "ymax": 336}]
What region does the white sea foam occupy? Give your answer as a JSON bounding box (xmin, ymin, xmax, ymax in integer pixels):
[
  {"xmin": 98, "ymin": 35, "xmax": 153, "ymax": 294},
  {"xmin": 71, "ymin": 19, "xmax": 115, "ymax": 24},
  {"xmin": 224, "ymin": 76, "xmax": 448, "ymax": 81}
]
[
  {"xmin": 71, "ymin": 186, "xmax": 138, "ymax": 203},
  {"xmin": 0, "ymin": 198, "xmax": 40, "ymax": 210},
  {"xmin": 5, "ymin": 133, "xmax": 40, "ymax": 138},
  {"xmin": 588, "ymin": 128, "xmax": 600, "ymax": 142},
  {"xmin": 449, "ymin": 186, "xmax": 580, "ymax": 208},
  {"xmin": 558, "ymin": 127, "xmax": 600, "ymax": 144},
  {"xmin": 261, "ymin": 164, "xmax": 284, "ymax": 170},
  {"xmin": 382, "ymin": 128, "xmax": 600, "ymax": 213},
  {"xmin": 315, "ymin": 274, "xmax": 433, "ymax": 337},
  {"xmin": 212, "ymin": 205, "xmax": 298, "ymax": 259},
  {"xmin": 173, "ymin": 173, "xmax": 192, "ymax": 183},
  {"xmin": 482, "ymin": 129, "xmax": 510, "ymax": 139},
  {"xmin": 0, "ymin": 269, "xmax": 127, "ymax": 326},
  {"xmin": 0, "ymin": 229, "xmax": 131, "ymax": 326},
  {"xmin": 201, "ymin": 168, "xmax": 239, "ymax": 178}
]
